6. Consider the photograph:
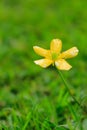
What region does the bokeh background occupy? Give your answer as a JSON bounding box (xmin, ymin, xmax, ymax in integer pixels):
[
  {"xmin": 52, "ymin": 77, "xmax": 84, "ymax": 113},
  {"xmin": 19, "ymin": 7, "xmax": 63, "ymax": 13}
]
[{"xmin": 0, "ymin": 0, "xmax": 87, "ymax": 129}]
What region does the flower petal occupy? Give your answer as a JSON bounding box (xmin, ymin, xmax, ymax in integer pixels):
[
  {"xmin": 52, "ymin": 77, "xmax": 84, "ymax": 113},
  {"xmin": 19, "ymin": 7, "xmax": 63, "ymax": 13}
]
[
  {"xmin": 33, "ymin": 46, "xmax": 51, "ymax": 58},
  {"xmin": 55, "ymin": 59, "xmax": 72, "ymax": 70},
  {"xmin": 50, "ymin": 39, "xmax": 62, "ymax": 54},
  {"xmin": 34, "ymin": 59, "xmax": 53, "ymax": 68},
  {"xmin": 59, "ymin": 47, "xmax": 79, "ymax": 59}
]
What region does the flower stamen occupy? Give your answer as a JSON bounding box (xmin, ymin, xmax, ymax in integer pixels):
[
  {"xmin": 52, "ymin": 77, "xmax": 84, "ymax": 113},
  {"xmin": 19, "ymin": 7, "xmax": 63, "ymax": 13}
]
[{"xmin": 52, "ymin": 53, "xmax": 58, "ymax": 61}]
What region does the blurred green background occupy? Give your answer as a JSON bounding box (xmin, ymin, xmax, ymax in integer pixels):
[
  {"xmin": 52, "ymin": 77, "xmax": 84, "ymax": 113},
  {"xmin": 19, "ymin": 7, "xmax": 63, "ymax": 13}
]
[{"xmin": 0, "ymin": 0, "xmax": 87, "ymax": 129}]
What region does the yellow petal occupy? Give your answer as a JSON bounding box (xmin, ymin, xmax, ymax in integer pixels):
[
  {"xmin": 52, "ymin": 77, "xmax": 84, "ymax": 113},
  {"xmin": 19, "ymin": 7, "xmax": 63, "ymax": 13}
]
[
  {"xmin": 55, "ymin": 59, "xmax": 72, "ymax": 70},
  {"xmin": 50, "ymin": 39, "xmax": 62, "ymax": 54},
  {"xmin": 34, "ymin": 59, "xmax": 53, "ymax": 68},
  {"xmin": 59, "ymin": 47, "xmax": 79, "ymax": 59},
  {"xmin": 33, "ymin": 46, "xmax": 51, "ymax": 58}
]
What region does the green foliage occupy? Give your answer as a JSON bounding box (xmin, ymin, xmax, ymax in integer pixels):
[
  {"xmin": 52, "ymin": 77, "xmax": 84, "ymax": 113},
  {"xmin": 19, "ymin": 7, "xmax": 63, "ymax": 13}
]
[{"xmin": 0, "ymin": 0, "xmax": 87, "ymax": 129}]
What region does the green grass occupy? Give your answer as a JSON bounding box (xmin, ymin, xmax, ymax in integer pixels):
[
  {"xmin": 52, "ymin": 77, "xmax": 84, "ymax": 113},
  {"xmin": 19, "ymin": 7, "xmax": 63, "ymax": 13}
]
[{"xmin": 0, "ymin": 0, "xmax": 87, "ymax": 129}]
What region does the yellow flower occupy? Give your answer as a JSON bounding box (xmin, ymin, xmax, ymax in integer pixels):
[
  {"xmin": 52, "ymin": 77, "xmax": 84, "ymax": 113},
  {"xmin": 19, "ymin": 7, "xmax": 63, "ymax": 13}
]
[{"xmin": 33, "ymin": 39, "xmax": 79, "ymax": 70}]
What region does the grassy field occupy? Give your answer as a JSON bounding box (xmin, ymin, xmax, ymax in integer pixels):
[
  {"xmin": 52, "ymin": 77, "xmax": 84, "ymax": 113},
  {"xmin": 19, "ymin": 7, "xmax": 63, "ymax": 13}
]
[{"xmin": 0, "ymin": 0, "xmax": 87, "ymax": 129}]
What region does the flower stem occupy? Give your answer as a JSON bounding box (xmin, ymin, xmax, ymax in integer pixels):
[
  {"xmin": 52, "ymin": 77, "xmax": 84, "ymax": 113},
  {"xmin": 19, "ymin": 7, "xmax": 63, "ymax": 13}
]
[{"xmin": 58, "ymin": 70, "xmax": 87, "ymax": 113}]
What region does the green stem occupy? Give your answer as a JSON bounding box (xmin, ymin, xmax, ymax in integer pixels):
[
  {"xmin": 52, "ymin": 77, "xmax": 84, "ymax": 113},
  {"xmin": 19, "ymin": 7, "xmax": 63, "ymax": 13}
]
[{"xmin": 58, "ymin": 70, "xmax": 87, "ymax": 113}]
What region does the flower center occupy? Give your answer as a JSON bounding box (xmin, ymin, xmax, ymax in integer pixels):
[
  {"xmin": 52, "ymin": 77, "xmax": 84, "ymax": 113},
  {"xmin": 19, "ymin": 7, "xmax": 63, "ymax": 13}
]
[{"xmin": 52, "ymin": 53, "xmax": 58, "ymax": 61}]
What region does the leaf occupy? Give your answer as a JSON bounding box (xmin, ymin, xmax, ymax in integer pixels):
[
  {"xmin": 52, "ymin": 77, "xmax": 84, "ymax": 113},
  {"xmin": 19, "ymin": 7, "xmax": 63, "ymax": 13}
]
[{"xmin": 82, "ymin": 119, "xmax": 87, "ymax": 130}]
